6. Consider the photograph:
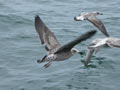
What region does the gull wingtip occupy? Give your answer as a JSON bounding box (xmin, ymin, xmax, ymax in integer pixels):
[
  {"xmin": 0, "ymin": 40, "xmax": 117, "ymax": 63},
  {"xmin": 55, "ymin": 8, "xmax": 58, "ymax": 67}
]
[
  {"xmin": 35, "ymin": 15, "xmax": 39, "ymax": 18},
  {"xmin": 88, "ymin": 30, "xmax": 97, "ymax": 35},
  {"xmin": 35, "ymin": 15, "xmax": 41, "ymax": 22}
]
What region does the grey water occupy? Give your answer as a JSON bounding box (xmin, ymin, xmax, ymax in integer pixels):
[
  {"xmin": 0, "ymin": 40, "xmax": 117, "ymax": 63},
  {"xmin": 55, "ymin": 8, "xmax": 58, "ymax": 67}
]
[{"xmin": 0, "ymin": 0, "xmax": 120, "ymax": 90}]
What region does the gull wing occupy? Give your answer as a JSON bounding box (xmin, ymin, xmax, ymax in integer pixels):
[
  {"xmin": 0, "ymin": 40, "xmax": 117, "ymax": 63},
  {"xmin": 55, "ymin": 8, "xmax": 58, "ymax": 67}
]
[
  {"xmin": 87, "ymin": 16, "xmax": 110, "ymax": 37},
  {"xmin": 84, "ymin": 48, "xmax": 94, "ymax": 66},
  {"xmin": 106, "ymin": 38, "xmax": 120, "ymax": 48},
  {"xmin": 35, "ymin": 15, "xmax": 61, "ymax": 54},
  {"xmin": 55, "ymin": 30, "xmax": 96, "ymax": 54}
]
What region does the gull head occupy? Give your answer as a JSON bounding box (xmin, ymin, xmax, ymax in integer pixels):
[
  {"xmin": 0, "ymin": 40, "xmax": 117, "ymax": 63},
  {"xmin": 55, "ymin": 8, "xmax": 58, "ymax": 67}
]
[
  {"xmin": 74, "ymin": 15, "xmax": 86, "ymax": 21},
  {"xmin": 37, "ymin": 59, "xmax": 43, "ymax": 63},
  {"xmin": 37, "ymin": 55, "xmax": 47, "ymax": 64}
]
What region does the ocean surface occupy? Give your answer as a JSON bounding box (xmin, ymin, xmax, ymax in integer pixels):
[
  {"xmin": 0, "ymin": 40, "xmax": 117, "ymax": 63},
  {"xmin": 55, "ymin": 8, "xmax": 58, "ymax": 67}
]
[{"xmin": 0, "ymin": 0, "xmax": 120, "ymax": 90}]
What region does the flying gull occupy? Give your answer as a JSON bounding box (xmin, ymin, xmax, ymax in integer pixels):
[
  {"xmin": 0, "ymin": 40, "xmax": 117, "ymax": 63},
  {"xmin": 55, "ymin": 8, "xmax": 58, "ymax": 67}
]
[
  {"xmin": 74, "ymin": 11, "xmax": 110, "ymax": 37},
  {"xmin": 84, "ymin": 37, "xmax": 120, "ymax": 66},
  {"xmin": 35, "ymin": 15, "xmax": 96, "ymax": 68}
]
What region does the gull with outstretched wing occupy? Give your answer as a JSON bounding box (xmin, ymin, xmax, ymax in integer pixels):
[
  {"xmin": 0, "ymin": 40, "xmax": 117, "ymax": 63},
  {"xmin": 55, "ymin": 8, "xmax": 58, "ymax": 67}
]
[
  {"xmin": 74, "ymin": 11, "xmax": 110, "ymax": 37},
  {"xmin": 84, "ymin": 37, "xmax": 120, "ymax": 66},
  {"xmin": 35, "ymin": 15, "xmax": 96, "ymax": 68}
]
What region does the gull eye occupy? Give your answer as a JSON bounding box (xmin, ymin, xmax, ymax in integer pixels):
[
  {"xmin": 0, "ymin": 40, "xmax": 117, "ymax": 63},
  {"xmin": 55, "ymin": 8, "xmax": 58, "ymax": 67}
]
[
  {"xmin": 72, "ymin": 50, "xmax": 76, "ymax": 54},
  {"xmin": 73, "ymin": 50, "xmax": 77, "ymax": 52}
]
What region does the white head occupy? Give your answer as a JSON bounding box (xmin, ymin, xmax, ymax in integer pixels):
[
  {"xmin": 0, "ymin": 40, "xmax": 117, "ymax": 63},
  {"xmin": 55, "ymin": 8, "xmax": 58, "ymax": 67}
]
[
  {"xmin": 71, "ymin": 48, "xmax": 80, "ymax": 55},
  {"xmin": 74, "ymin": 15, "xmax": 85, "ymax": 21}
]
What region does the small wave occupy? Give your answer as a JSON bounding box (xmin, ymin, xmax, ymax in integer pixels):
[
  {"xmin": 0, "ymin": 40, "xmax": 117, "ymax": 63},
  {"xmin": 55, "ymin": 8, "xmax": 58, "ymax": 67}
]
[{"xmin": 0, "ymin": 14, "xmax": 32, "ymax": 25}]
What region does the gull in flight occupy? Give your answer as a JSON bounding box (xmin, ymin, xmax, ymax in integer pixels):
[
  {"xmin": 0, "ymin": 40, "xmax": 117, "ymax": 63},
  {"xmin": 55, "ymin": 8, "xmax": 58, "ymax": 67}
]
[
  {"xmin": 84, "ymin": 37, "xmax": 120, "ymax": 66},
  {"xmin": 35, "ymin": 15, "xmax": 96, "ymax": 68},
  {"xmin": 74, "ymin": 11, "xmax": 110, "ymax": 37}
]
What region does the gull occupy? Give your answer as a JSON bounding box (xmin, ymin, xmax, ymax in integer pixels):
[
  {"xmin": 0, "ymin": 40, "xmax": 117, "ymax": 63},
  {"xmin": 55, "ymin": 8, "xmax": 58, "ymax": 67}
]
[
  {"xmin": 74, "ymin": 11, "xmax": 110, "ymax": 37},
  {"xmin": 35, "ymin": 15, "xmax": 96, "ymax": 68},
  {"xmin": 84, "ymin": 37, "xmax": 120, "ymax": 66}
]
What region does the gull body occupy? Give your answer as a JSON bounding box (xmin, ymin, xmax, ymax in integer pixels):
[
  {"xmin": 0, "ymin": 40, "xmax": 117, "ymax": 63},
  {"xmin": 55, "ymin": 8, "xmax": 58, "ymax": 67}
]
[
  {"xmin": 74, "ymin": 11, "xmax": 110, "ymax": 37},
  {"xmin": 35, "ymin": 15, "xmax": 96, "ymax": 68}
]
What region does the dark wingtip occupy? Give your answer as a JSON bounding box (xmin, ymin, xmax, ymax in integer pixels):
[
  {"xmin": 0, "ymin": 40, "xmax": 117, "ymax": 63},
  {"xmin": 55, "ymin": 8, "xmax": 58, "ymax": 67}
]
[
  {"xmin": 35, "ymin": 15, "xmax": 40, "ymax": 19},
  {"xmin": 35, "ymin": 15, "xmax": 41, "ymax": 23},
  {"xmin": 81, "ymin": 30, "xmax": 97, "ymax": 41},
  {"xmin": 88, "ymin": 30, "xmax": 97, "ymax": 36}
]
